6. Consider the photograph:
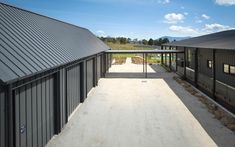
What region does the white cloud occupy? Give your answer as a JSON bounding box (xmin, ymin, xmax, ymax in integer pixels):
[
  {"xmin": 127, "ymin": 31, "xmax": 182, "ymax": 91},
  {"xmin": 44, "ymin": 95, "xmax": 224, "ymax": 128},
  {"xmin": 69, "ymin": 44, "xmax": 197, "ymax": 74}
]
[
  {"xmin": 202, "ymin": 14, "xmax": 210, "ymax": 20},
  {"xmin": 203, "ymin": 23, "xmax": 235, "ymax": 32},
  {"xmin": 215, "ymin": 0, "xmax": 235, "ymax": 5},
  {"xmin": 96, "ymin": 30, "xmax": 107, "ymax": 37},
  {"xmin": 158, "ymin": 0, "xmax": 170, "ymax": 4},
  {"xmin": 169, "ymin": 25, "xmax": 199, "ymax": 35},
  {"xmin": 164, "ymin": 13, "xmax": 185, "ymax": 24}
]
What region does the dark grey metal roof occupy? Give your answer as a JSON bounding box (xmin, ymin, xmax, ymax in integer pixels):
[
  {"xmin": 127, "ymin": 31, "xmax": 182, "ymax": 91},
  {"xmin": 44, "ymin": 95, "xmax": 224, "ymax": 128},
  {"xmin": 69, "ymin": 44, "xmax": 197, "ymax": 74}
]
[
  {"xmin": 106, "ymin": 50, "xmax": 184, "ymax": 53},
  {"xmin": 0, "ymin": 3, "xmax": 110, "ymax": 83},
  {"xmin": 164, "ymin": 30, "xmax": 235, "ymax": 50}
]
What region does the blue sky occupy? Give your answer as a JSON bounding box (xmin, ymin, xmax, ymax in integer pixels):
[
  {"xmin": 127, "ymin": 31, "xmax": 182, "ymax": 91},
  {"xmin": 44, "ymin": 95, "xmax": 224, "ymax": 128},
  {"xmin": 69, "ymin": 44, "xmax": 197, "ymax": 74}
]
[{"xmin": 2, "ymin": 0, "xmax": 235, "ymax": 39}]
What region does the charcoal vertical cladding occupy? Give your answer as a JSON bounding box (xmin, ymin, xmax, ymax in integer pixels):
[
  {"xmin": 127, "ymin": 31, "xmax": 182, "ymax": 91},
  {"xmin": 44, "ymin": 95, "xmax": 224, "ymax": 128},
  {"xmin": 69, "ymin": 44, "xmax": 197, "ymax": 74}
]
[
  {"xmin": 14, "ymin": 76, "xmax": 55, "ymax": 147},
  {"xmin": 0, "ymin": 91, "xmax": 5, "ymax": 147},
  {"xmin": 97, "ymin": 55, "xmax": 101, "ymax": 81},
  {"xmin": 66, "ymin": 64, "xmax": 81, "ymax": 117},
  {"xmin": 0, "ymin": 3, "xmax": 110, "ymax": 147},
  {"xmin": 163, "ymin": 30, "xmax": 235, "ymax": 113},
  {"xmin": 86, "ymin": 59, "xmax": 94, "ymax": 94}
]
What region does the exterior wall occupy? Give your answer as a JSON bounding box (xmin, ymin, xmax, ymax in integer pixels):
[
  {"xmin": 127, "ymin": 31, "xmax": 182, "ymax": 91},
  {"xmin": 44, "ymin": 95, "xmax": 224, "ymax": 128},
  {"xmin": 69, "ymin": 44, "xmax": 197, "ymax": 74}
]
[
  {"xmin": 0, "ymin": 52, "xmax": 108, "ymax": 147},
  {"xmin": 198, "ymin": 49, "xmax": 213, "ymax": 93},
  {"xmin": 0, "ymin": 90, "xmax": 5, "ymax": 147},
  {"xmin": 174, "ymin": 46, "xmax": 235, "ymax": 113},
  {"xmin": 59, "ymin": 69, "xmax": 66, "ymax": 129},
  {"xmin": 14, "ymin": 75, "xmax": 55, "ymax": 147},
  {"xmin": 66, "ymin": 64, "xmax": 81, "ymax": 118},
  {"xmin": 97, "ymin": 55, "xmax": 101, "ymax": 81},
  {"xmin": 86, "ymin": 59, "xmax": 94, "ymax": 94},
  {"xmin": 186, "ymin": 47, "xmax": 195, "ymax": 69},
  {"xmin": 215, "ymin": 50, "xmax": 235, "ymax": 111},
  {"xmin": 176, "ymin": 46, "xmax": 184, "ymax": 76}
]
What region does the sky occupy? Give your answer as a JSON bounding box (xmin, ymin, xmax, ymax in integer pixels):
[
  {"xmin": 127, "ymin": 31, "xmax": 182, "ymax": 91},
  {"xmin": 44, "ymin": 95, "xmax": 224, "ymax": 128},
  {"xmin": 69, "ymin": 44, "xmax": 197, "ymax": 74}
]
[{"xmin": 2, "ymin": 0, "xmax": 235, "ymax": 39}]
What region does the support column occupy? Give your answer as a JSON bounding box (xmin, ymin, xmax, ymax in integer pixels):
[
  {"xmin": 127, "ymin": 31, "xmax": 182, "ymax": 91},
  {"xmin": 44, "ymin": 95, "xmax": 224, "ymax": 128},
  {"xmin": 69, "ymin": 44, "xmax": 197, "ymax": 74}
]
[
  {"xmin": 94, "ymin": 56, "xmax": 98, "ymax": 86},
  {"xmin": 212, "ymin": 49, "xmax": 216, "ymax": 100},
  {"xmin": 161, "ymin": 46, "xmax": 163, "ymax": 65},
  {"xmin": 183, "ymin": 47, "xmax": 187, "ymax": 79},
  {"xmin": 145, "ymin": 53, "xmax": 148, "ymax": 78},
  {"xmin": 54, "ymin": 71, "xmax": 62, "ymax": 133},
  {"xmin": 194, "ymin": 48, "xmax": 198, "ymax": 88},
  {"xmin": 143, "ymin": 53, "xmax": 144, "ymax": 73},
  {"xmin": 169, "ymin": 53, "xmax": 172, "ymax": 71},
  {"xmin": 80, "ymin": 61, "xmax": 86, "ymax": 102},
  {"xmin": 176, "ymin": 46, "xmax": 178, "ymax": 72},
  {"xmin": 6, "ymin": 84, "xmax": 14, "ymax": 147}
]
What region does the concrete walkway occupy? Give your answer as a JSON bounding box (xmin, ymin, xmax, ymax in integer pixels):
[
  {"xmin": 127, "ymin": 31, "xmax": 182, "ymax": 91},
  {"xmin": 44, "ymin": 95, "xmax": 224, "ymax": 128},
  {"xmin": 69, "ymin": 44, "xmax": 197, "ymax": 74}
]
[{"xmin": 46, "ymin": 63, "xmax": 235, "ymax": 147}]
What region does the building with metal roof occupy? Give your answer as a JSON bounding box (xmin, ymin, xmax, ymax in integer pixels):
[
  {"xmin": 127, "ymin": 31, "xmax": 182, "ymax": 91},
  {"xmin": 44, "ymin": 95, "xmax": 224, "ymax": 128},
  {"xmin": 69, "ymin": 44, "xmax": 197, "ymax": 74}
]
[
  {"xmin": 161, "ymin": 30, "xmax": 235, "ymax": 114},
  {"xmin": 0, "ymin": 3, "xmax": 111, "ymax": 147},
  {"xmin": 164, "ymin": 30, "xmax": 235, "ymax": 50},
  {"xmin": 0, "ymin": 3, "xmax": 110, "ymax": 84}
]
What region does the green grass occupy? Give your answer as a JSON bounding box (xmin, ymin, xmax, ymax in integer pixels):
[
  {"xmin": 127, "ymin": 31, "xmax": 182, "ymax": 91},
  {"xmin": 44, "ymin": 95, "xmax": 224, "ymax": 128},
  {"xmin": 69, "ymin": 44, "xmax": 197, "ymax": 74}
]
[{"xmin": 107, "ymin": 42, "xmax": 157, "ymax": 50}]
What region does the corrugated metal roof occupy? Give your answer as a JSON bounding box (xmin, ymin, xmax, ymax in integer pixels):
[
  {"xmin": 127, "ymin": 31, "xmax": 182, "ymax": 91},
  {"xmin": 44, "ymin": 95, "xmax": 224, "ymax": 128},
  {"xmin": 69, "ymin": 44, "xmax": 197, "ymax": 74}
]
[
  {"xmin": 164, "ymin": 30, "xmax": 235, "ymax": 50},
  {"xmin": 0, "ymin": 3, "xmax": 110, "ymax": 83}
]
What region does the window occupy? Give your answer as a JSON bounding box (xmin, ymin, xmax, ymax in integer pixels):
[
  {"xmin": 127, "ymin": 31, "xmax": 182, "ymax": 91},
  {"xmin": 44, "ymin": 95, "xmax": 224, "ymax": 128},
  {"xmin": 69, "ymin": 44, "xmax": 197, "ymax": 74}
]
[
  {"xmin": 223, "ymin": 64, "xmax": 229, "ymax": 74},
  {"xmin": 207, "ymin": 60, "xmax": 212, "ymax": 69},
  {"xmin": 186, "ymin": 49, "xmax": 192, "ymax": 68},
  {"xmin": 230, "ymin": 65, "xmax": 235, "ymax": 75}
]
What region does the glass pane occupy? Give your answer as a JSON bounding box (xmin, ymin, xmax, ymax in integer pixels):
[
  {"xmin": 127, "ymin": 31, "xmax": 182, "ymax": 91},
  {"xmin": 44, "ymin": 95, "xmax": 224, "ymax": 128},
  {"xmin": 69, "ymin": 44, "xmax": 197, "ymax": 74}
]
[
  {"xmin": 224, "ymin": 64, "xmax": 229, "ymax": 73},
  {"xmin": 230, "ymin": 66, "xmax": 235, "ymax": 74}
]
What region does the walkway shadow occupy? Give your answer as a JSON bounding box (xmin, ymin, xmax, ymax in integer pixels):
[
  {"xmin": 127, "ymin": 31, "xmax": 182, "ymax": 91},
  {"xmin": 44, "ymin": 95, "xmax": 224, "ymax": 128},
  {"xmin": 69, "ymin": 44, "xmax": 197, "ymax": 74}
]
[{"xmin": 161, "ymin": 74, "xmax": 235, "ymax": 147}]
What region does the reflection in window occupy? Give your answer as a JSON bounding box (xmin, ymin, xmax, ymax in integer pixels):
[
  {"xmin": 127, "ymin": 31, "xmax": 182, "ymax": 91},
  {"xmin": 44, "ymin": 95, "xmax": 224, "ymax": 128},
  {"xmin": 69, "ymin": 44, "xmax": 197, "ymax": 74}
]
[{"xmin": 186, "ymin": 49, "xmax": 192, "ymax": 68}]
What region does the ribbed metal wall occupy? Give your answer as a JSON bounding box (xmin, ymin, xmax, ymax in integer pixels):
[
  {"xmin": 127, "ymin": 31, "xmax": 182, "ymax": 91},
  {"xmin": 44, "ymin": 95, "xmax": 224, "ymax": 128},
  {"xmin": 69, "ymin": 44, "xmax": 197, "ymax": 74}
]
[
  {"xmin": 97, "ymin": 56, "xmax": 101, "ymax": 81},
  {"xmin": 66, "ymin": 65, "xmax": 81, "ymax": 117},
  {"xmin": 0, "ymin": 91, "xmax": 5, "ymax": 147},
  {"xmin": 14, "ymin": 75, "xmax": 54, "ymax": 147},
  {"xmin": 215, "ymin": 50, "xmax": 235, "ymax": 111},
  {"xmin": 198, "ymin": 49, "xmax": 213, "ymax": 77},
  {"xmin": 86, "ymin": 59, "xmax": 94, "ymax": 94},
  {"xmin": 197, "ymin": 49, "xmax": 213, "ymax": 93},
  {"xmin": 59, "ymin": 69, "xmax": 66, "ymax": 128}
]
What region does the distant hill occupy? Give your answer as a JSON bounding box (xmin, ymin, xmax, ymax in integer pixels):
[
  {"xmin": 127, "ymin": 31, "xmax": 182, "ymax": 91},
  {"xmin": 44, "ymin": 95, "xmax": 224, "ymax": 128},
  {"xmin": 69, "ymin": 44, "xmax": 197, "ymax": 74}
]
[{"xmin": 160, "ymin": 36, "xmax": 191, "ymax": 42}]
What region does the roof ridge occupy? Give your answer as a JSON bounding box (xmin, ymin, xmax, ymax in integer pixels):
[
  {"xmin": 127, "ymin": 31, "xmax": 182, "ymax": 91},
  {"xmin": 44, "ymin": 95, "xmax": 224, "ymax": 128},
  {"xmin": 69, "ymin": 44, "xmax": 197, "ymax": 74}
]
[{"xmin": 0, "ymin": 2, "xmax": 90, "ymax": 32}]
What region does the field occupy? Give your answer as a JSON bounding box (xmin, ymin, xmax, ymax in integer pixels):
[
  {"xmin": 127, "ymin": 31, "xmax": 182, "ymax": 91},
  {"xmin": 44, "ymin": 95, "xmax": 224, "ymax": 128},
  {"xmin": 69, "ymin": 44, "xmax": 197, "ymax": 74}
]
[
  {"xmin": 107, "ymin": 42, "xmax": 159, "ymax": 50},
  {"xmin": 106, "ymin": 42, "xmax": 161, "ymax": 64}
]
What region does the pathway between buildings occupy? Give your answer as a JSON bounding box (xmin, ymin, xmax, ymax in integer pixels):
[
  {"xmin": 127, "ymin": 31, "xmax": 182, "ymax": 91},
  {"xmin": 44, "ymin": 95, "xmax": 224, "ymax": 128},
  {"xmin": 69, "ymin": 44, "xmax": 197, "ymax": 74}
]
[{"xmin": 46, "ymin": 63, "xmax": 235, "ymax": 147}]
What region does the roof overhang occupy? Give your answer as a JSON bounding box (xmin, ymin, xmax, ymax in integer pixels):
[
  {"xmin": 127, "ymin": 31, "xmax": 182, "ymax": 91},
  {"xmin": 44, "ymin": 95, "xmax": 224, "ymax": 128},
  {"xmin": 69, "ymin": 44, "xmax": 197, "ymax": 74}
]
[{"xmin": 105, "ymin": 50, "xmax": 184, "ymax": 54}]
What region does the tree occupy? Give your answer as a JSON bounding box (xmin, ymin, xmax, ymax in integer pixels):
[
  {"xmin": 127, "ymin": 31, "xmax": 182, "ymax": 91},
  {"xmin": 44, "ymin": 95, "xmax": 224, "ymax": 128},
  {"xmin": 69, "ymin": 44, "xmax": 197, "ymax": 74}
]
[
  {"xmin": 153, "ymin": 39, "xmax": 159, "ymax": 46},
  {"xmin": 148, "ymin": 38, "xmax": 154, "ymax": 46},
  {"xmin": 119, "ymin": 37, "xmax": 127, "ymax": 44},
  {"xmin": 162, "ymin": 38, "xmax": 169, "ymax": 44},
  {"xmin": 142, "ymin": 39, "xmax": 148, "ymax": 45}
]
